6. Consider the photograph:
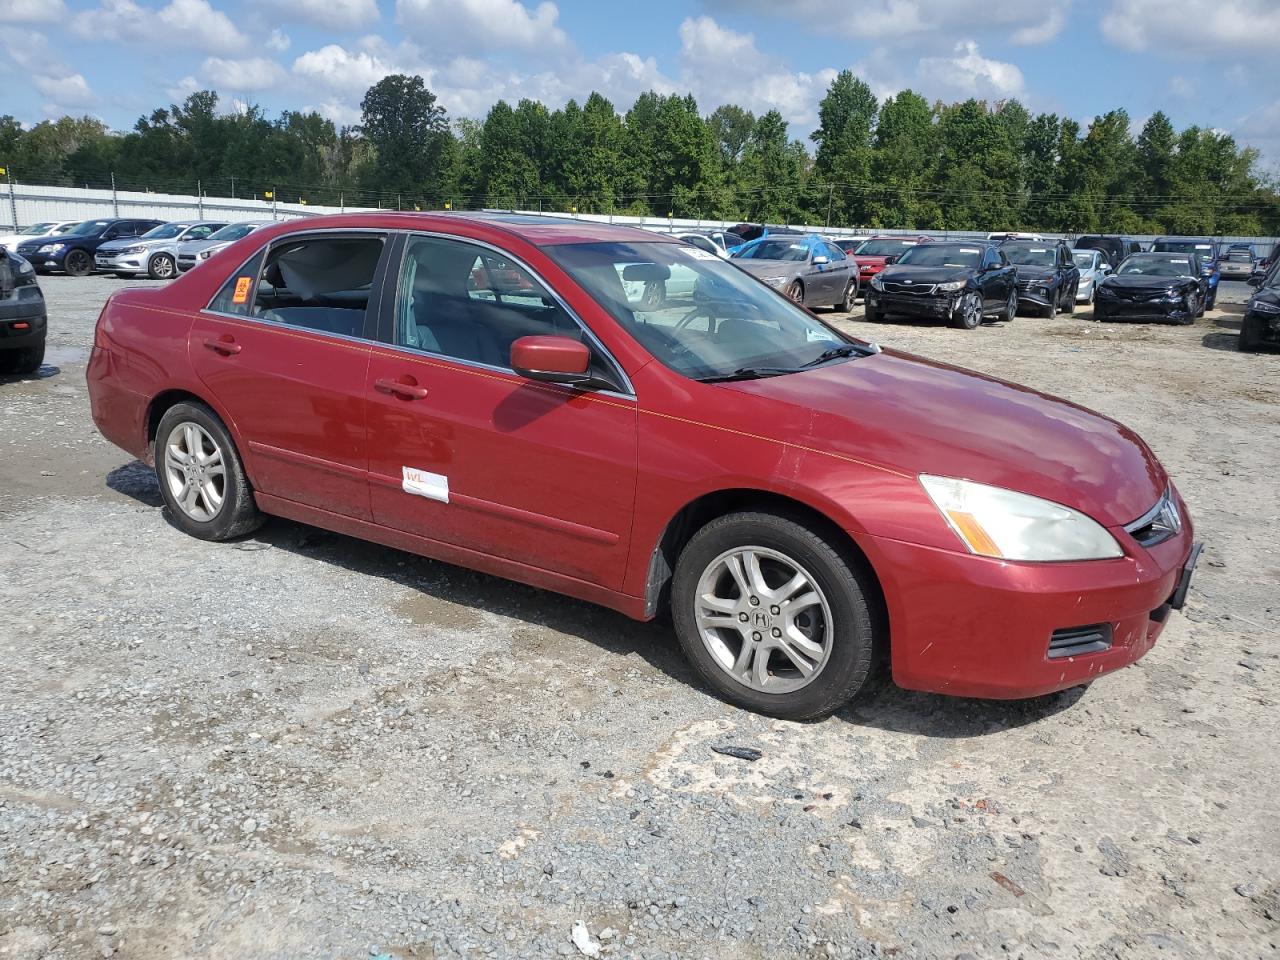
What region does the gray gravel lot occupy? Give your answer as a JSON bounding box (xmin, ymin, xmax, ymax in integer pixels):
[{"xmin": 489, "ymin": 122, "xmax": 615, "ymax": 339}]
[{"xmin": 1, "ymin": 275, "xmax": 1277, "ymax": 960}]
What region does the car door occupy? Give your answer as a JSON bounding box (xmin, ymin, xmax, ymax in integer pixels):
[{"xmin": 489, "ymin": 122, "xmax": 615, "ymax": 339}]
[
  {"xmin": 801, "ymin": 242, "xmax": 833, "ymax": 303},
  {"xmin": 1059, "ymin": 244, "xmax": 1079, "ymax": 298},
  {"xmin": 364, "ymin": 231, "xmax": 639, "ymax": 589},
  {"xmin": 824, "ymin": 242, "xmax": 854, "ymax": 298},
  {"xmin": 187, "ymin": 229, "xmax": 392, "ymax": 520},
  {"xmin": 978, "ymin": 248, "xmax": 1003, "ymax": 309}
]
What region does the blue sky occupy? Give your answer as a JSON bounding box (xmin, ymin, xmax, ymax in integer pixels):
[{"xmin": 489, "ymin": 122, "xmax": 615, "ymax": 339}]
[{"xmin": 2, "ymin": 0, "xmax": 1278, "ymax": 168}]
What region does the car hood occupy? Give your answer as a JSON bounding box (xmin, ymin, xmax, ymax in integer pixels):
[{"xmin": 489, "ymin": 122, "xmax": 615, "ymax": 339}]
[
  {"xmin": 726, "ymin": 350, "xmax": 1166, "ymax": 527},
  {"xmin": 879, "ymin": 264, "xmax": 972, "ymax": 285},
  {"xmin": 1103, "ymin": 275, "xmax": 1194, "ymax": 291},
  {"xmin": 735, "ymin": 258, "xmax": 807, "ymax": 278},
  {"xmin": 1011, "ymin": 265, "xmax": 1054, "ymax": 281}
]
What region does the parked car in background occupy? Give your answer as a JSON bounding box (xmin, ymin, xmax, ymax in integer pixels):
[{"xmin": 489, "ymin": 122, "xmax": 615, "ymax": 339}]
[
  {"xmin": 0, "ymin": 220, "xmax": 78, "ymax": 253},
  {"xmin": 85, "ymin": 211, "xmax": 1199, "ymax": 718},
  {"xmin": 1072, "ymin": 248, "xmax": 1112, "ymax": 305},
  {"xmin": 1218, "ymin": 245, "xmax": 1258, "ymax": 280},
  {"xmin": 1094, "ymin": 253, "xmax": 1206, "ymax": 324},
  {"xmin": 176, "ymin": 220, "xmax": 274, "ymax": 273},
  {"xmin": 1241, "ymin": 268, "xmax": 1280, "ymax": 351},
  {"xmin": 987, "ymin": 232, "xmax": 1042, "ymax": 242},
  {"xmin": 726, "ymin": 224, "xmax": 802, "ymax": 252},
  {"xmin": 0, "ymin": 249, "xmax": 47, "ymax": 374},
  {"xmin": 674, "ymin": 231, "xmax": 745, "ymax": 259},
  {"xmin": 832, "ymin": 237, "xmax": 872, "ymax": 256},
  {"xmin": 849, "ymin": 236, "xmax": 931, "ymax": 294},
  {"xmin": 1073, "ymin": 235, "xmax": 1141, "ymax": 270},
  {"xmin": 1001, "ymin": 239, "xmax": 1080, "ymax": 318},
  {"xmin": 96, "ymin": 220, "xmax": 227, "ymax": 279},
  {"xmin": 866, "ymin": 240, "xmax": 1017, "ymax": 329},
  {"xmin": 15, "ymin": 218, "xmax": 164, "ymax": 276},
  {"xmin": 731, "ymin": 234, "xmax": 857, "ymax": 310},
  {"xmin": 1152, "ymin": 237, "xmax": 1219, "ymax": 309}
]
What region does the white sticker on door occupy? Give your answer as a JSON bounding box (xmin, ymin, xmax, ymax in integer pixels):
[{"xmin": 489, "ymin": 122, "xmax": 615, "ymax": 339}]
[{"xmin": 402, "ymin": 466, "xmax": 449, "ymax": 503}]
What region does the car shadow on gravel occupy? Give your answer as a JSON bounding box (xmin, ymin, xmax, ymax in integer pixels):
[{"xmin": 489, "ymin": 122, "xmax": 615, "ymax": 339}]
[
  {"xmin": 837, "ymin": 681, "xmax": 1089, "ymax": 737},
  {"xmin": 0, "ymin": 363, "xmax": 61, "ymax": 385},
  {"xmin": 105, "ymin": 459, "xmax": 694, "ymax": 685}
]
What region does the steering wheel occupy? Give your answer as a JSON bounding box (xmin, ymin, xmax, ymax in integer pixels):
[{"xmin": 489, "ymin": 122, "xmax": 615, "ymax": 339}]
[{"xmin": 674, "ymin": 303, "xmax": 719, "ymax": 332}]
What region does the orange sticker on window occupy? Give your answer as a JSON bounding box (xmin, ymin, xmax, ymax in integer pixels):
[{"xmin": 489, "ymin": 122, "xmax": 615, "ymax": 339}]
[{"xmin": 232, "ymin": 276, "xmax": 252, "ymax": 304}]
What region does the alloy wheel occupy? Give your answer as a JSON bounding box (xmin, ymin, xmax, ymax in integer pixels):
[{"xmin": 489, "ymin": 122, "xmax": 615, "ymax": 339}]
[
  {"xmin": 65, "ymin": 250, "xmax": 91, "ymax": 277},
  {"xmin": 163, "ymin": 421, "xmax": 227, "ymax": 522},
  {"xmin": 151, "ymin": 254, "xmax": 176, "ymax": 279},
  {"xmin": 693, "ymin": 546, "xmax": 834, "ymax": 693}
]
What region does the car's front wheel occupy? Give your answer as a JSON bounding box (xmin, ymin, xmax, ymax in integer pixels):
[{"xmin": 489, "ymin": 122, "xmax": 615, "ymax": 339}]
[
  {"xmin": 952, "ymin": 291, "xmax": 982, "ymax": 330},
  {"xmin": 154, "ymin": 401, "xmax": 264, "ymax": 541},
  {"xmin": 671, "ymin": 511, "xmax": 880, "ymax": 721},
  {"xmin": 64, "ymin": 250, "xmax": 92, "ymax": 277},
  {"xmin": 1239, "ymin": 314, "xmax": 1265, "ymax": 352},
  {"xmin": 148, "ymin": 253, "xmax": 177, "ymax": 280}
]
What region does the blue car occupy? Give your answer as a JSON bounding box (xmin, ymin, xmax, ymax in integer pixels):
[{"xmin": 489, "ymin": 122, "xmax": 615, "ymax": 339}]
[
  {"xmin": 1152, "ymin": 237, "xmax": 1219, "ymax": 310},
  {"xmin": 726, "ymin": 225, "xmax": 804, "ymax": 255},
  {"xmin": 15, "ymin": 217, "xmax": 164, "ymax": 277}
]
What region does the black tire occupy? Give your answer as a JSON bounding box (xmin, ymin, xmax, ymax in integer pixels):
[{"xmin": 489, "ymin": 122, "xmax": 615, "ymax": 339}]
[
  {"xmin": 835, "ymin": 279, "xmax": 856, "ymax": 312},
  {"xmin": 1238, "ymin": 314, "xmax": 1264, "ymax": 352},
  {"xmin": 786, "ymin": 281, "xmax": 804, "ymax": 306},
  {"xmin": 148, "ymin": 253, "xmax": 176, "ymax": 280},
  {"xmin": 1044, "ymin": 292, "xmax": 1057, "ymax": 320},
  {"xmin": 951, "ymin": 291, "xmax": 982, "ymax": 330},
  {"xmin": 1206, "ymin": 289, "xmax": 1217, "ymax": 312},
  {"xmin": 671, "ymin": 511, "xmax": 880, "ymax": 721},
  {"xmin": 864, "ymin": 301, "xmax": 881, "ymax": 322},
  {"xmin": 0, "ymin": 341, "xmax": 44, "ymax": 375},
  {"xmin": 63, "ymin": 249, "xmax": 92, "ymax": 277},
  {"xmin": 154, "ymin": 401, "xmax": 264, "ymax": 541},
  {"xmin": 1063, "ymin": 282, "xmax": 1076, "ymax": 315},
  {"xmin": 1196, "ymin": 292, "xmax": 1206, "ymax": 318},
  {"xmin": 1002, "ymin": 288, "xmax": 1017, "ymax": 322}
]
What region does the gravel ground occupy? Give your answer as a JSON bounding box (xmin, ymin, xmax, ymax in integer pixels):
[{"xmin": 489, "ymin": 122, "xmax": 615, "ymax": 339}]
[{"xmin": 1, "ymin": 275, "xmax": 1276, "ymax": 960}]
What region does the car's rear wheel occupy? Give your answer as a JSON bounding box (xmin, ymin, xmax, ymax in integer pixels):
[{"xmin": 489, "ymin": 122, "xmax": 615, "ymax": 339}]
[
  {"xmin": 671, "ymin": 511, "xmax": 879, "ymax": 721},
  {"xmin": 64, "ymin": 250, "xmax": 92, "ymax": 277},
  {"xmin": 154, "ymin": 401, "xmax": 264, "ymax": 541},
  {"xmin": 0, "ymin": 342, "xmax": 44, "ymax": 375},
  {"xmin": 148, "ymin": 253, "xmax": 176, "ymax": 280},
  {"xmin": 952, "ymin": 291, "xmax": 982, "ymax": 330},
  {"xmin": 786, "ymin": 281, "xmax": 804, "ymax": 305},
  {"xmin": 864, "ymin": 301, "xmax": 881, "ymax": 322},
  {"xmin": 836, "ymin": 279, "xmax": 856, "ymax": 312},
  {"xmin": 1063, "ymin": 282, "xmax": 1076, "ymax": 315},
  {"xmin": 1002, "ymin": 288, "xmax": 1017, "ymax": 322}
]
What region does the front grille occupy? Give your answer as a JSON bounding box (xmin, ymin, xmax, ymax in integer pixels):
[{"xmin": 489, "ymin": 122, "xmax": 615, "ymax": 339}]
[
  {"xmin": 882, "ymin": 281, "xmax": 936, "ymax": 295},
  {"xmin": 1125, "ymin": 488, "xmax": 1181, "ymax": 548},
  {"xmin": 1048, "ymin": 624, "xmax": 1113, "ymax": 659}
]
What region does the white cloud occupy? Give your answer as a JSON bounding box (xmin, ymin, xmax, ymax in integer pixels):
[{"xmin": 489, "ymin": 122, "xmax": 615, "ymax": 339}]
[
  {"xmin": 201, "ymin": 56, "xmax": 288, "ymax": 92},
  {"xmin": 71, "ymin": 0, "xmax": 247, "ymax": 56},
  {"xmin": 167, "ymin": 74, "xmax": 200, "ymax": 100},
  {"xmin": 708, "ymin": 0, "xmax": 1070, "ymax": 45},
  {"xmin": 33, "ymin": 72, "xmax": 95, "ymax": 106},
  {"xmin": 395, "ymin": 0, "xmax": 568, "ymax": 54},
  {"xmin": 1168, "ymin": 75, "xmax": 1193, "ymax": 99},
  {"xmin": 3, "ymin": 0, "xmax": 69, "ymax": 23},
  {"xmin": 1101, "ymin": 0, "xmax": 1280, "ymax": 55},
  {"xmin": 916, "ymin": 40, "xmax": 1024, "ymax": 99},
  {"xmin": 262, "ymin": 0, "xmax": 379, "ymax": 30},
  {"xmin": 266, "ymin": 29, "xmax": 290, "ymax": 53},
  {"xmin": 1233, "ymin": 98, "xmax": 1280, "ymax": 169},
  {"xmin": 292, "ymin": 43, "xmax": 397, "ymax": 92}
]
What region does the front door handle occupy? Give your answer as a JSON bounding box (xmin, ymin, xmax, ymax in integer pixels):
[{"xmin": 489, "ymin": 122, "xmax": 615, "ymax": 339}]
[
  {"xmin": 203, "ymin": 336, "xmax": 241, "ymax": 355},
  {"xmin": 375, "ymin": 376, "xmax": 429, "ymax": 400}
]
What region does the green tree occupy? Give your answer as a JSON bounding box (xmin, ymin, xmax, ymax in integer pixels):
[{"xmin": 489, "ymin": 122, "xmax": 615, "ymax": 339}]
[
  {"xmin": 810, "ymin": 71, "xmax": 878, "ymax": 224},
  {"xmin": 358, "ymin": 74, "xmax": 450, "ymax": 198}
]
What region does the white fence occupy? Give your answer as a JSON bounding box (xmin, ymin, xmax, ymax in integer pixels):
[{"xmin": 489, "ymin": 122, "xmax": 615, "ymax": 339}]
[{"xmin": 2, "ymin": 182, "xmax": 1274, "ymax": 258}]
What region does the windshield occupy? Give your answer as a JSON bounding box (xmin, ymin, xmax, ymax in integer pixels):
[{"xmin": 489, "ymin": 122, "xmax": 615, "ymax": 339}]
[
  {"xmin": 207, "ymin": 222, "xmax": 258, "ymax": 242},
  {"xmin": 66, "ymin": 220, "xmax": 111, "ymax": 237},
  {"xmin": 548, "ymin": 241, "xmax": 857, "ymax": 381},
  {"xmin": 855, "ymin": 239, "xmax": 919, "ymax": 257},
  {"xmin": 1072, "ymin": 251, "xmax": 1097, "ymax": 268},
  {"xmin": 1118, "ymin": 257, "xmax": 1195, "ymax": 278},
  {"xmin": 733, "ymin": 239, "xmax": 811, "ymax": 262},
  {"xmin": 1154, "ymin": 240, "xmax": 1215, "ymax": 259},
  {"xmin": 19, "ymin": 223, "xmax": 55, "ymax": 235},
  {"xmin": 140, "ymin": 223, "xmax": 183, "ymax": 240},
  {"xmin": 897, "ymin": 244, "xmax": 982, "ymax": 268},
  {"xmin": 1001, "ymin": 244, "xmax": 1056, "ymax": 267}
]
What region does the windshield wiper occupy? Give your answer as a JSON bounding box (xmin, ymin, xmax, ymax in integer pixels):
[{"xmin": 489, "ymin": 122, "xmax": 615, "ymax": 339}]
[
  {"xmin": 801, "ymin": 344, "xmax": 865, "ymax": 367},
  {"xmin": 696, "ymin": 367, "xmax": 799, "ymax": 383}
]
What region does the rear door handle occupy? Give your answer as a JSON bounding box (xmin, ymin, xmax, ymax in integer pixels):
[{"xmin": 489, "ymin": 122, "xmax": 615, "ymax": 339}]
[
  {"xmin": 375, "ymin": 377, "xmax": 429, "ymax": 400},
  {"xmin": 203, "ymin": 337, "xmax": 241, "ymax": 355}
]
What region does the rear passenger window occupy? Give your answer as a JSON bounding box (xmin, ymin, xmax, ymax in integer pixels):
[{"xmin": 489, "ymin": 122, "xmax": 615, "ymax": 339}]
[
  {"xmin": 209, "ymin": 249, "xmax": 266, "ymax": 316},
  {"xmin": 251, "ymin": 234, "xmax": 385, "ymax": 338},
  {"xmin": 394, "ymin": 235, "xmax": 602, "ymax": 374}
]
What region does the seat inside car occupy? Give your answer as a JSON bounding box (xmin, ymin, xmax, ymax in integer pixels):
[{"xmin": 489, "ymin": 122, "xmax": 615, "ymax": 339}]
[{"xmin": 256, "ymin": 239, "xmax": 379, "ymax": 338}]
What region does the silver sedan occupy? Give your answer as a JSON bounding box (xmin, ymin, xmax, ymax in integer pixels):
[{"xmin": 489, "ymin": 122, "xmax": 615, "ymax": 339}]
[{"xmin": 1072, "ymin": 248, "xmax": 1112, "ymax": 305}]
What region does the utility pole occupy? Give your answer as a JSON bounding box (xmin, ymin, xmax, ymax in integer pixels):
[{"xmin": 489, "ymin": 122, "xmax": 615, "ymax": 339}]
[
  {"xmin": 825, "ymin": 183, "xmax": 834, "ymax": 229},
  {"xmin": 197, "ymin": 179, "xmax": 203, "ymax": 218},
  {"xmin": 110, "ymin": 171, "xmax": 119, "ymax": 217},
  {"xmin": 271, "ymin": 187, "xmax": 277, "ymax": 220},
  {"xmin": 230, "ymin": 176, "xmax": 235, "ymax": 199},
  {"xmin": 4, "ymin": 166, "xmax": 18, "ymax": 230}
]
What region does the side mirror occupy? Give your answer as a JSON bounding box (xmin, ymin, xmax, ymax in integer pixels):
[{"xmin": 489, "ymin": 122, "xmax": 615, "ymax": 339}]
[
  {"xmin": 511, "ymin": 335, "xmax": 592, "ymax": 386},
  {"xmin": 812, "ymin": 254, "xmax": 830, "ymax": 265}
]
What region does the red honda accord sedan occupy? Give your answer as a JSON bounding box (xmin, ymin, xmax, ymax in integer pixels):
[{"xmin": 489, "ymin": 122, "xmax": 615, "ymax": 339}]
[{"xmin": 87, "ymin": 213, "xmax": 1200, "ymax": 720}]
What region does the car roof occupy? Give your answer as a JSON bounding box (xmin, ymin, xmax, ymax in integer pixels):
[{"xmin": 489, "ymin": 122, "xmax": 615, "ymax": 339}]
[{"xmin": 261, "ymin": 211, "xmax": 676, "ymax": 247}]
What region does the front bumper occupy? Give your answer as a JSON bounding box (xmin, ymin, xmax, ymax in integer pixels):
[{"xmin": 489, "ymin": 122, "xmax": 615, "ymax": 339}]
[
  {"xmin": 0, "ymin": 286, "xmax": 48, "ymax": 347},
  {"xmin": 95, "ymin": 252, "xmax": 147, "ymax": 273},
  {"xmin": 866, "ymin": 290, "xmax": 961, "ymax": 319},
  {"xmin": 1017, "ymin": 287, "xmax": 1054, "ymax": 307},
  {"xmin": 859, "ymin": 507, "xmax": 1198, "ymax": 699},
  {"xmin": 19, "ymin": 249, "xmax": 65, "ymax": 271},
  {"xmin": 1094, "ymin": 297, "xmax": 1195, "ymax": 323},
  {"xmin": 1243, "ymin": 307, "xmax": 1280, "ymax": 345},
  {"xmin": 177, "ymin": 255, "xmax": 200, "ymax": 273}
]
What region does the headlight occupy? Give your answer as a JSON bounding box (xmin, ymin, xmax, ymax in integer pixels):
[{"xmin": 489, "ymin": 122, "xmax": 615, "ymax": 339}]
[
  {"xmin": 198, "ymin": 250, "xmax": 212, "ymax": 260},
  {"xmin": 870, "ymin": 274, "xmax": 885, "ymax": 291},
  {"xmin": 763, "ymin": 276, "xmax": 786, "ymax": 287},
  {"xmin": 1251, "ymin": 299, "xmax": 1280, "ymax": 314},
  {"xmin": 1096, "ymin": 284, "xmax": 1117, "ymax": 298},
  {"xmin": 38, "ymin": 243, "xmax": 65, "ymax": 253},
  {"xmin": 15, "ymin": 258, "xmax": 34, "ymax": 276},
  {"xmin": 919, "ymin": 475, "xmax": 1123, "ymax": 562},
  {"xmin": 936, "ymin": 280, "xmax": 965, "ymax": 292},
  {"xmin": 120, "ymin": 245, "xmax": 144, "ymax": 255}
]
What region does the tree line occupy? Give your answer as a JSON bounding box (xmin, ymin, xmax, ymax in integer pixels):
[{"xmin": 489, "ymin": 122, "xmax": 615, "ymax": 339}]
[{"xmin": 2, "ymin": 72, "xmax": 1277, "ymax": 235}]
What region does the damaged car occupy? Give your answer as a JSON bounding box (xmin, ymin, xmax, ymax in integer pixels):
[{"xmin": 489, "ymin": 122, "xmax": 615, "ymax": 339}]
[
  {"xmin": 1001, "ymin": 239, "xmax": 1080, "ymax": 318},
  {"xmin": 865, "ymin": 240, "xmax": 1017, "ymax": 329},
  {"xmin": 1093, "ymin": 253, "xmax": 1206, "ymax": 324}
]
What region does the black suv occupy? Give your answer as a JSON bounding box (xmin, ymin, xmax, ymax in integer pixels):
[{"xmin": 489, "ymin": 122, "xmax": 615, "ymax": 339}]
[
  {"xmin": 865, "ymin": 240, "xmax": 1018, "ymax": 330},
  {"xmin": 0, "ymin": 249, "xmax": 48, "ymax": 374},
  {"xmin": 15, "ymin": 217, "xmax": 165, "ymax": 276},
  {"xmin": 1074, "ymin": 235, "xmax": 1141, "ymax": 270},
  {"xmin": 1001, "ymin": 239, "xmax": 1081, "ymax": 318}
]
